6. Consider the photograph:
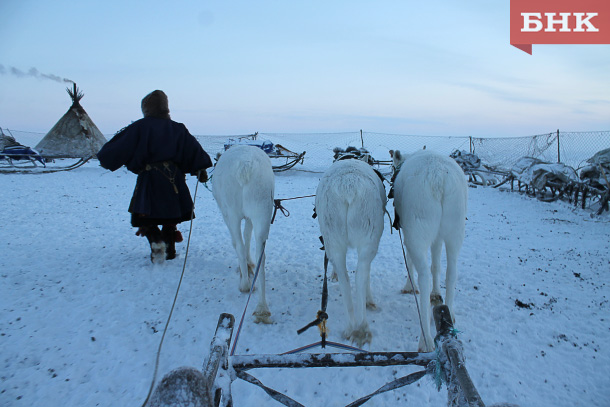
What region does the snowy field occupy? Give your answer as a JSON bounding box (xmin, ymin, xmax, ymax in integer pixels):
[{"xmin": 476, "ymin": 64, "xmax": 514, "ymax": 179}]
[{"xmin": 1, "ymin": 156, "xmax": 609, "ymax": 407}]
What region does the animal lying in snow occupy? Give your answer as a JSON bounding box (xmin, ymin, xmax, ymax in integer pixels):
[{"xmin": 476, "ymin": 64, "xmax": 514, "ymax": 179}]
[
  {"xmin": 391, "ymin": 149, "xmax": 468, "ymax": 352},
  {"xmin": 315, "ymin": 159, "xmax": 386, "ymax": 347},
  {"xmin": 212, "ymin": 145, "xmax": 275, "ymax": 324}
]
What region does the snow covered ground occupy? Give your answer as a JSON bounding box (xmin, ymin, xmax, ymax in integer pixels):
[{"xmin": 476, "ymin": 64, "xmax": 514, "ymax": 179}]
[{"xmin": 1, "ymin": 156, "xmax": 609, "ymax": 407}]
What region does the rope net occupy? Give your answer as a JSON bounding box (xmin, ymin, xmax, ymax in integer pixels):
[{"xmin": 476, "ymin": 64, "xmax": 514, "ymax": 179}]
[
  {"xmin": 3, "ymin": 128, "xmax": 608, "ymax": 173},
  {"xmin": 192, "ymin": 130, "xmax": 609, "ymax": 174}
]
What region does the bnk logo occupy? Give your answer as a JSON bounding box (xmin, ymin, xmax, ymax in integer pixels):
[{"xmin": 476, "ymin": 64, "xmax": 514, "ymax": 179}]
[{"xmin": 510, "ymin": 0, "xmax": 610, "ymax": 54}]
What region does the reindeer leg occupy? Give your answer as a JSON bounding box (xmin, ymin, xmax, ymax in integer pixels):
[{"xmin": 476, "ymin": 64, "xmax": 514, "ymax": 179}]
[
  {"xmin": 252, "ymin": 233, "xmax": 271, "ymax": 324},
  {"xmin": 226, "ymin": 218, "xmax": 251, "ymax": 293},
  {"xmin": 430, "ymin": 239, "xmax": 444, "ymax": 306},
  {"xmin": 401, "ymin": 250, "xmax": 419, "ymax": 294},
  {"xmin": 243, "ymin": 218, "xmax": 255, "ymax": 276}
]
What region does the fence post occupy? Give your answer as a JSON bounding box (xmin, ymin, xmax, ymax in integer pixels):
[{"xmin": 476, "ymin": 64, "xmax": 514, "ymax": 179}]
[
  {"xmin": 557, "ymin": 129, "xmax": 560, "ymax": 163},
  {"xmin": 360, "ymin": 129, "xmax": 364, "ymax": 148},
  {"xmin": 469, "ymin": 136, "xmax": 473, "ymax": 154}
]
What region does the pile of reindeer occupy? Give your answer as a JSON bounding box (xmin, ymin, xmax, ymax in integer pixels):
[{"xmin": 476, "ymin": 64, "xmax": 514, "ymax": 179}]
[{"xmin": 212, "ymin": 145, "xmax": 467, "ymax": 352}]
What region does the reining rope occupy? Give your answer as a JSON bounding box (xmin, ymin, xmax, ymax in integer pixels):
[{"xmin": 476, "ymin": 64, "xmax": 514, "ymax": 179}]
[
  {"xmin": 272, "ymin": 194, "xmax": 316, "ymax": 224},
  {"xmin": 140, "ymin": 171, "xmax": 202, "ymax": 407}
]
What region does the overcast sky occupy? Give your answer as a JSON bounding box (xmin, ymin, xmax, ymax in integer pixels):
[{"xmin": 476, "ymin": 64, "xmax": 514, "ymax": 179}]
[{"xmin": 1, "ymin": 0, "xmax": 609, "ymax": 137}]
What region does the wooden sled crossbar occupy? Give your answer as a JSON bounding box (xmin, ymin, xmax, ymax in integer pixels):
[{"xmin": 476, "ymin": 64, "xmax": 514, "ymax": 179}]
[{"xmin": 147, "ymin": 305, "xmax": 487, "ymax": 407}]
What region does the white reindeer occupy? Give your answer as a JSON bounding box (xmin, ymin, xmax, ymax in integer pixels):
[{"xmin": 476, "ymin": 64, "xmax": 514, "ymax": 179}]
[
  {"xmin": 391, "ymin": 149, "xmax": 468, "ymax": 352},
  {"xmin": 315, "ymin": 159, "xmax": 386, "ymax": 347},
  {"xmin": 212, "ymin": 145, "xmax": 275, "ymax": 324}
]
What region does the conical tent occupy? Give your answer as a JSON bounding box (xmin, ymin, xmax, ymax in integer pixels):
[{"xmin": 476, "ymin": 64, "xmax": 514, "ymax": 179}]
[{"xmin": 36, "ymin": 84, "xmax": 107, "ymax": 158}]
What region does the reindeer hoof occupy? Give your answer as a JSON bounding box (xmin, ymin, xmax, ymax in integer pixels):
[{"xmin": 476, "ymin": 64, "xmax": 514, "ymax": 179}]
[
  {"xmin": 253, "ymin": 310, "xmax": 272, "ymax": 324},
  {"xmin": 366, "ymin": 301, "xmax": 379, "ymax": 311},
  {"xmin": 418, "ymin": 337, "xmax": 435, "ymax": 353},
  {"xmin": 430, "ymin": 293, "xmax": 443, "ymax": 306},
  {"xmin": 239, "ymin": 279, "xmax": 254, "ymax": 293},
  {"xmin": 345, "ymin": 324, "xmax": 372, "ymax": 348}
]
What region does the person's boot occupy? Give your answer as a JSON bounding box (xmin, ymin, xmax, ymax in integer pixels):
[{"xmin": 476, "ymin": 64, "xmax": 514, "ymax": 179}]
[
  {"xmin": 137, "ymin": 226, "xmax": 166, "ymax": 264},
  {"xmin": 162, "ymin": 225, "xmax": 181, "ymax": 260}
]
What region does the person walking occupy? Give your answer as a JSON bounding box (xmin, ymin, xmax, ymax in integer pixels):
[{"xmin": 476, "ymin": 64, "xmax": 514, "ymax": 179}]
[{"xmin": 97, "ymin": 90, "xmax": 212, "ymax": 263}]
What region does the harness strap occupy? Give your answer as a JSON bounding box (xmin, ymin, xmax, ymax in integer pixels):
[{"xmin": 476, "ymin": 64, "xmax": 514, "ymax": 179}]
[{"xmin": 272, "ymin": 199, "xmax": 290, "ymax": 224}]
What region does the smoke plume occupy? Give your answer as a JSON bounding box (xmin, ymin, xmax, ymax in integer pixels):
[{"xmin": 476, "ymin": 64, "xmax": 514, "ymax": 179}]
[{"xmin": 0, "ymin": 64, "xmax": 74, "ymax": 84}]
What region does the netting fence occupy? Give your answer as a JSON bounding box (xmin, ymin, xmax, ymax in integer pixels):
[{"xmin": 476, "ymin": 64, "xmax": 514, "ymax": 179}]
[{"xmin": 4, "ymin": 128, "xmax": 609, "ymax": 174}]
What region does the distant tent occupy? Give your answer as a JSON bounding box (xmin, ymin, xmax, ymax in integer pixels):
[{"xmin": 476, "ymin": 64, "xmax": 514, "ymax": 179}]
[{"xmin": 36, "ymin": 84, "xmax": 107, "ymax": 158}]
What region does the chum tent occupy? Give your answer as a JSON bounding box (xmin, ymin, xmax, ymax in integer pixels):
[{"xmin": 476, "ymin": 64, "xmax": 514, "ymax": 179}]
[{"xmin": 36, "ymin": 84, "xmax": 107, "ymax": 158}]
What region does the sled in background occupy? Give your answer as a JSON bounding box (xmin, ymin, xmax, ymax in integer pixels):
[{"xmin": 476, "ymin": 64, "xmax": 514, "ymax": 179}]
[
  {"xmin": 332, "ymin": 146, "xmax": 393, "ymax": 177},
  {"xmin": 450, "ymin": 149, "xmax": 508, "ymax": 187},
  {"xmin": 578, "ymin": 148, "xmax": 610, "ymax": 214},
  {"xmin": 0, "ymin": 127, "xmax": 93, "ymax": 174},
  {"xmin": 471, "ymin": 150, "xmax": 609, "ymax": 215},
  {"xmin": 0, "ymin": 127, "xmax": 47, "ymax": 169},
  {"xmin": 222, "ymin": 133, "xmax": 306, "ymax": 172}
]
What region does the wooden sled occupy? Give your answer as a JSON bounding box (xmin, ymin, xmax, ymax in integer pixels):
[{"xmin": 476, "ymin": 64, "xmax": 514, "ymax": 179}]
[{"xmin": 222, "ymin": 133, "xmax": 306, "ymax": 172}]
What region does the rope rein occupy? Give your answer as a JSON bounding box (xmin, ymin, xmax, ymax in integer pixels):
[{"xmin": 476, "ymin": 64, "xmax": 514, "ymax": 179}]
[
  {"xmin": 272, "ymin": 194, "xmax": 316, "ymax": 224},
  {"xmin": 140, "ymin": 170, "xmax": 202, "ymax": 407}
]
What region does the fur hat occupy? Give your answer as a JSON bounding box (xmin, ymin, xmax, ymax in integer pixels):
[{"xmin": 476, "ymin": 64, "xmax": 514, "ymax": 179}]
[{"xmin": 141, "ymin": 90, "xmax": 171, "ymax": 119}]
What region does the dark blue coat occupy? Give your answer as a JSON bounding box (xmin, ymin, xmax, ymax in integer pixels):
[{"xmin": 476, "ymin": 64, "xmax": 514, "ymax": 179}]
[{"xmin": 97, "ymin": 117, "xmax": 212, "ymax": 225}]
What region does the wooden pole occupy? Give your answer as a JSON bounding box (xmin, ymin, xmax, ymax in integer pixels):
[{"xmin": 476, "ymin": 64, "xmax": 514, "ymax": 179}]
[
  {"xmin": 434, "ymin": 305, "xmax": 486, "ymax": 407},
  {"xmin": 557, "ymin": 129, "xmax": 560, "ymax": 163},
  {"xmin": 232, "ymin": 351, "xmax": 432, "ymax": 371},
  {"xmin": 202, "ymin": 313, "xmax": 235, "ymax": 406}
]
